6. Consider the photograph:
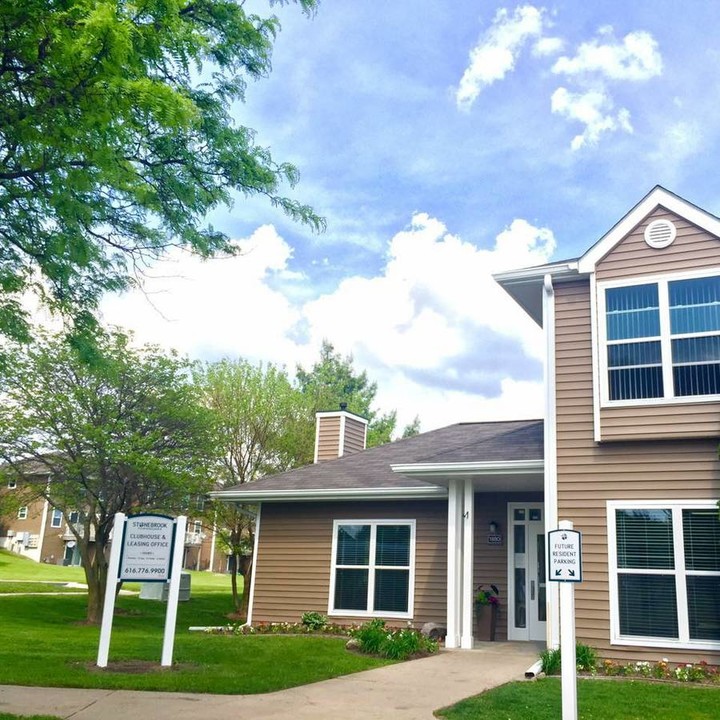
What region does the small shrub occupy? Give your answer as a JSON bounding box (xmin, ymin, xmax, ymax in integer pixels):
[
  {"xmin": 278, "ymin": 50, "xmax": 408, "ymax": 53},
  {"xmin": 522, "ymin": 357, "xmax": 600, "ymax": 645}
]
[
  {"xmin": 352, "ymin": 618, "xmax": 388, "ymax": 655},
  {"xmin": 540, "ymin": 647, "xmax": 561, "ymax": 675},
  {"xmin": 351, "ymin": 619, "xmax": 438, "ymax": 660},
  {"xmin": 539, "ymin": 643, "xmax": 597, "ymax": 674},
  {"xmin": 576, "ymin": 643, "xmax": 598, "ymax": 672},
  {"xmin": 301, "ymin": 611, "xmax": 328, "ymax": 630}
]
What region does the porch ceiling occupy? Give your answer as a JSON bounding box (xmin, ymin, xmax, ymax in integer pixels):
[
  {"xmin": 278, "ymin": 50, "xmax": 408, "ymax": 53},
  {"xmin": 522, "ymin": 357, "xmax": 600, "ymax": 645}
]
[{"xmin": 390, "ymin": 459, "xmax": 544, "ymax": 493}]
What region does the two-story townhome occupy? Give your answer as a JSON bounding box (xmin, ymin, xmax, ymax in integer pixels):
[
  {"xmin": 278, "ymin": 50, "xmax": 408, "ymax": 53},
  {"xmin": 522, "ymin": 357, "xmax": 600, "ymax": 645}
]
[
  {"xmin": 0, "ymin": 474, "xmax": 227, "ymax": 573},
  {"xmin": 216, "ymin": 186, "xmax": 720, "ymax": 664}
]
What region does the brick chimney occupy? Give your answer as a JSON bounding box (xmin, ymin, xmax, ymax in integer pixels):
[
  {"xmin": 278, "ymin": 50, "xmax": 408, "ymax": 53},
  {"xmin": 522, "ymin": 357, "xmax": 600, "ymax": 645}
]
[{"xmin": 314, "ymin": 404, "xmax": 368, "ymax": 462}]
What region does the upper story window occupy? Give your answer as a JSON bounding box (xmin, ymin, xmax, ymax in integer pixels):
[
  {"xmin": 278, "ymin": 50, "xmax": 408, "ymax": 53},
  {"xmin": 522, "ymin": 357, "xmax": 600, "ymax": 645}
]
[
  {"xmin": 51, "ymin": 508, "xmax": 63, "ymax": 528},
  {"xmin": 7, "ymin": 479, "xmax": 17, "ymax": 489},
  {"xmin": 602, "ymin": 273, "xmax": 720, "ymax": 403},
  {"xmin": 17, "ymin": 506, "xmax": 28, "ymax": 520}
]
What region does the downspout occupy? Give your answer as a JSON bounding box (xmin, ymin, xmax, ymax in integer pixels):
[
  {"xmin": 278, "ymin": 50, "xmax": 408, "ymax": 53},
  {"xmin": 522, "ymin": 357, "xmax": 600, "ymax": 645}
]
[
  {"xmin": 246, "ymin": 502, "xmax": 262, "ymax": 626},
  {"xmin": 543, "ymin": 274, "xmax": 560, "ymax": 649}
]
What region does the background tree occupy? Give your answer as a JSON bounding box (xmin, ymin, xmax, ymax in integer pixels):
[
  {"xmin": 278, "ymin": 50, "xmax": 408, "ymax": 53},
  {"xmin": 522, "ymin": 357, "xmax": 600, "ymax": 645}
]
[
  {"xmin": 0, "ymin": 0, "xmax": 323, "ymax": 350},
  {"xmin": 195, "ymin": 358, "xmax": 310, "ymax": 616},
  {"xmin": 296, "ymin": 340, "xmax": 420, "ymax": 446},
  {"xmin": 0, "ymin": 330, "xmax": 217, "ymax": 623}
]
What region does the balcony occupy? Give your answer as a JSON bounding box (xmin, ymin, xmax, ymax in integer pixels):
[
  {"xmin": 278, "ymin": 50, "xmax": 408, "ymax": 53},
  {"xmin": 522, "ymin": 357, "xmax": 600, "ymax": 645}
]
[{"xmin": 185, "ymin": 532, "xmax": 205, "ymax": 546}]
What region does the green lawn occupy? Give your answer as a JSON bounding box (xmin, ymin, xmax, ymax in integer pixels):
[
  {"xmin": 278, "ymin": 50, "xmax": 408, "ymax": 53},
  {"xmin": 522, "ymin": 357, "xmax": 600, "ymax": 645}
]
[
  {"xmin": 0, "ymin": 715, "xmax": 60, "ymax": 720},
  {"xmin": 0, "ymin": 551, "xmax": 389, "ymax": 694},
  {"xmin": 437, "ymin": 678, "xmax": 720, "ymax": 720},
  {"xmin": 0, "ymin": 581, "xmax": 85, "ymax": 594}
]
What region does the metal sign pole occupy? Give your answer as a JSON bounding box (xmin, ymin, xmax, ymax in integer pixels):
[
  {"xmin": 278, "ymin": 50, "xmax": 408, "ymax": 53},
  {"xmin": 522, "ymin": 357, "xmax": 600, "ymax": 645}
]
[
  {"xmin": 161, "ymin": 515, "xmax": 187, "ymax": 667},
  {"xmin": 97, "ymin": 512, "xmax": 126, "ymax": 668}
]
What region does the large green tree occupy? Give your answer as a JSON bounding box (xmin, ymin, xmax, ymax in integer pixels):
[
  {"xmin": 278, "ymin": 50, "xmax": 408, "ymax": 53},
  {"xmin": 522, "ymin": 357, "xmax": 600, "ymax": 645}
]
[
  {"xmin": 0, "ymin": 0, "xmax": 323, "ymax": 348},
  {"xmin": 0, "ymin": 330, "xmax": 218, "ymax": 623},
  {"xmin": 194, "ymin": 358, "xmax": 310, "ymax": 616},
  {"xmin": 296, "ymin": 340, "xmax": 419, "ymax": 446}
]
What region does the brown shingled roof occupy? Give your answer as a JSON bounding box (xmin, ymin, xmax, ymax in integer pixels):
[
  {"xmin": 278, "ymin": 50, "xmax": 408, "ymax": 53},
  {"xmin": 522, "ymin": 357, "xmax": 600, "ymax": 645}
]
[{"xmin": 215, "ymin": 419, "xmax": 543, "ymax": 496}]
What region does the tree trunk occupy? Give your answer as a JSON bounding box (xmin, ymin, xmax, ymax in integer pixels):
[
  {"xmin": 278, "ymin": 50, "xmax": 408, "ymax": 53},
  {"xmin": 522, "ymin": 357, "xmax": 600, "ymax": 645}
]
[{"xmin": 81, "ymin": 535, "xmax": 109, "ymax": 625}]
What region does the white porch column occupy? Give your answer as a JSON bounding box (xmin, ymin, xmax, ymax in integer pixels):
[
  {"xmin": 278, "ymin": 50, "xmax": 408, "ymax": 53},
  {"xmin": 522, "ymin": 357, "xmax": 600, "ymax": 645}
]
[
  {"xmin": 446, "ymin": 479, "xmax": 463, "ymax": 649},
  {"xmin": 460, "ymin": 478, "xmax": 475, "ymax": 649}
]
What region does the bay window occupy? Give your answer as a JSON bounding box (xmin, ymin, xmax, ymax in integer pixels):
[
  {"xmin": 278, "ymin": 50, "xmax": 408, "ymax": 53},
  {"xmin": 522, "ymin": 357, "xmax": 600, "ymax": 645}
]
[
  {"xmin": 609, "ymin": 501, "xmax": 720, "ymax": 648},
  {"xmin": 330, "ymin": 520, "xmax": 415, "ymax": 618},
  {"xmin": 601, "ymin": 273, "xmax": 720, "ymax": 403}
]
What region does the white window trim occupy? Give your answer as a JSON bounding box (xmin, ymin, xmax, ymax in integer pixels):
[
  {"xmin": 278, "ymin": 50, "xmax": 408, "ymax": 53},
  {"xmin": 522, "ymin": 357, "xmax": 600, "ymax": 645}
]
[
  {"xmin": 17, "ymin": 506, "xmax": 28, "ymax": 520},
  {"xmin": 328, "ymin": 519, "xmax": 416, "ymax": 620},
  {"xmin": 50, "ymin": 508, "xmax": 63, "ymax": 528},
  {"xmin": 597, "ymin": 266, "xmax": 720, "ymax": 408},
  {"xmin": 7, "ymin": 479, "xmax": 16, "ymax": 489},
  {"xmin": 607, "ymin": 499, "xmax": 720, "ymax": 651}
]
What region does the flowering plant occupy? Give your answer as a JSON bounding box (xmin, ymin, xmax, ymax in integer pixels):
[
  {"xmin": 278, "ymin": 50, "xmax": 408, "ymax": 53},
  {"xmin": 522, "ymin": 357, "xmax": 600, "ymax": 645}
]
[{"xmin": 474, "ymin": 583, "xmax": 500, "ymax": 606}]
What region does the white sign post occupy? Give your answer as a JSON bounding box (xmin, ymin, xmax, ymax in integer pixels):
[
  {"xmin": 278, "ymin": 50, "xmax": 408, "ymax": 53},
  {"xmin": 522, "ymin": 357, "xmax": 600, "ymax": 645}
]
[
  {"xmin": 97, "ymin": 512, "xmax": 186, "ymax": 669},
  {"xmin": 548, "ymin": 520, "xmax": 583, "ymax": 720}
]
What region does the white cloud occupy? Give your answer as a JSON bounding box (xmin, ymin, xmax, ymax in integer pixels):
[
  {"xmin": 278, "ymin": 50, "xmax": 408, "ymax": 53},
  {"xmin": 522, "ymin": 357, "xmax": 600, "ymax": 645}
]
[
  {"xmin": 101, "ymin": 225, "xmax": 308, "ymax": 364},
  {"xmin": 533, "ymin": 37, "xmax": 564, "ymax": 57},
  {"xmin": 100, "ymin": 214, "xmax": 554, "ymax": 431},
  {"xmin": 551, "ymin": 87, "xmax": 632, "ymax": 150},
  {"xmin": 651, "ymin": 120, "xmax": 703, "ymax": 164},
  {"xmin": 456, "ymin": 5, "xmax": 547, "ymax": 110},
  {"xmin": 552, "ymin": 29, "xmax": 662, "ymax": 81}
]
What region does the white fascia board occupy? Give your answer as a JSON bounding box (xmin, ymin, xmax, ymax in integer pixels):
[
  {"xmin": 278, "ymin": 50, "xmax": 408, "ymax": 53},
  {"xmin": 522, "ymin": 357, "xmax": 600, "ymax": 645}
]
[
  {"xmin": 391, "ymin": 459, "xmax": 544, "ymax": 477},
  {"xmin": 315, "ymin": 410, "xmax": 369, "ymax": 426},
  {"xmin": 210, "ymin": 486, "xmax": 448, "ymax": 503},
  {"xmin": 578, "ymin": 187, "xmax": 720, "ymax": 273},
  {"xmin": 492, "ymin": 261, "xmax": 579, "ymax": 284}
]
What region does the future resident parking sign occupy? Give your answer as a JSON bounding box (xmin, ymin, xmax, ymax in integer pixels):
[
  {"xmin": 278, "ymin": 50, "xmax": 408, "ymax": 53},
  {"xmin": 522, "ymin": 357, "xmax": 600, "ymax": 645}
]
[
  {"xmin": 118, "ymin": 513, "xmax": 175, "ymax": 582},
  {"xmin": 548, "ymin": 527, "xmax": 583, "ymax": 583}
]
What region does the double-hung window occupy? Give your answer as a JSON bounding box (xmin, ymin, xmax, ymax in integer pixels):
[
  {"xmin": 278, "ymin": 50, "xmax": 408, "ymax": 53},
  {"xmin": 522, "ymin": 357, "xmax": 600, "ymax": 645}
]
[
  {"xmin": 608, "ymin": 501, "xmax": 720, "ymax": 649},
  {"xmin": 602, "ymin": 273, "xmax": 720, "ymax": 403},
  {"xmin": 329, "ymin": 520, "xmax": 415, "ymax": 618},
  {"xmin": 51, "ymin": 508, "xmax": 63, "ymax": 528}
]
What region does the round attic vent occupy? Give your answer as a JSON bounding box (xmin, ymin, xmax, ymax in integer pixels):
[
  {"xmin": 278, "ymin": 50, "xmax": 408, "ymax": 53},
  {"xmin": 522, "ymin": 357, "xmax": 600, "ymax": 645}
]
[{"xmin": 644, "ymin": 219, "xmax": 677, "ymax": 249}]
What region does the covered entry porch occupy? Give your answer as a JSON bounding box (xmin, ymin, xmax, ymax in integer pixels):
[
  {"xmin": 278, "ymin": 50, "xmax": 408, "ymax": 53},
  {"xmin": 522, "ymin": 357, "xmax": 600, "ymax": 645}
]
[{"xmin": 392, "ymin": 459, "xmax": 549, "ymax": 649}]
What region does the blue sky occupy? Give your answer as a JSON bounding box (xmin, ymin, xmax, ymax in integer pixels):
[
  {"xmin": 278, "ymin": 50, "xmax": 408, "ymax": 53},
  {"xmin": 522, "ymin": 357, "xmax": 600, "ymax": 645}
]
[{"xmin": 103, "ymin": 1, "xmax": 720, "ymax": 432}]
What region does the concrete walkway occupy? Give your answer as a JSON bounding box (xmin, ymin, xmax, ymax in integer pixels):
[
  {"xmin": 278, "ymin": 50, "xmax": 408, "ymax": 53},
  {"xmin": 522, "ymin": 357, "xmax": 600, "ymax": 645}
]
[{"xmin": 0, "ymin": 642, "xmax": 539, "ymax": 720}]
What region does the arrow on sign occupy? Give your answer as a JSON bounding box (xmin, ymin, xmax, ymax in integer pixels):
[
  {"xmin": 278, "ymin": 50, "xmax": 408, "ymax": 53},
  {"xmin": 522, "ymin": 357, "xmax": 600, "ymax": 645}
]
[
  {"xmin": 555, "ymin": 569, "xmax": 562, "ymax": 577},
  {"xmin": 569, "ymin": 569, "xmax": 575, "ymax": 577}
]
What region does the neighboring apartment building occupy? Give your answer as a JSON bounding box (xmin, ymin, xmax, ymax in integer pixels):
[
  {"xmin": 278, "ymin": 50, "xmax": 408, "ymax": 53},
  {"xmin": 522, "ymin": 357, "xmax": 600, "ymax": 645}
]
[
  {"xmin": 0, "ymin": 475, "xmax": 227, "ymax": 573},
  {"xmin": 215, "ymin": 187, "xmax": 720, "ymax": 664}
]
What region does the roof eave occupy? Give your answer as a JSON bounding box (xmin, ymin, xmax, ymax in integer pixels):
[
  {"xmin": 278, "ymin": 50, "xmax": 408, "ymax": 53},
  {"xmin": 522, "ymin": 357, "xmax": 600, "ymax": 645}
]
[
  {"xmin": 391, "ymin": 459, "xmax": 544, "ymax": 477},
  {"xmin": 493, "ymin": 262, "xmax": 580, "ymax": 326},
  {"xmin": 210, "ymin": 485, "xmax": 449, "ymax": 503}
]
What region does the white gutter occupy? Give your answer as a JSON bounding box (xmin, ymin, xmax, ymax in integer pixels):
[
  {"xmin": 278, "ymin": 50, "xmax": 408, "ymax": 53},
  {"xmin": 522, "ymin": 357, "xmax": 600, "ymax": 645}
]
[
  {"xmin": 543, "ymin": 273, "xmax": 560, "ymax": 650},
  {"xmin": 391, "ymin": 459, "xmax": 543, "ymax": 477},
  {"xmin": 210, "ymin": 486, "xmax": 448, "ymax": 503},
  {"xmin": 493, "ymin": 261, "xmax": 578, "ymax": 284}
]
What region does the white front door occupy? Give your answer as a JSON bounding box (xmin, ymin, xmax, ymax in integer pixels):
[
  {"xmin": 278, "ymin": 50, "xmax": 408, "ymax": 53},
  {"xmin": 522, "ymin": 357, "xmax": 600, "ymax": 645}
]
[{"xmin": 508, "ymin": 503, "xmax": 546, "ymax": 641}]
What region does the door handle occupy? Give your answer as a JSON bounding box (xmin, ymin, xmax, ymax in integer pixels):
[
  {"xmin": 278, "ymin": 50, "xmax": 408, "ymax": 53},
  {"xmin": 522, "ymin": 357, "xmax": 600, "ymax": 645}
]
[{"xmin": 531, "ymin": 580, "xmax": 535, "ymax": 601}]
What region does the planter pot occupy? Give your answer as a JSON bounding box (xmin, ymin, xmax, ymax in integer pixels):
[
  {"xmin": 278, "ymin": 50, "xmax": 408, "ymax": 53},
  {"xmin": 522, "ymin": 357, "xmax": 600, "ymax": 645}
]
[{"xmin": 474, "ymin": 603, "xmax": 498, "ymax": 641}]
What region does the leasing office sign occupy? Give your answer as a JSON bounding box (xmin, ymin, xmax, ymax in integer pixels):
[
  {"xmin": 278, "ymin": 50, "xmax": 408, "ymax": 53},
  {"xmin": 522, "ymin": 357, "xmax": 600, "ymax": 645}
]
[{"xmin": 119, "ymin": 514, "xmax": 175, "ymax": 582}]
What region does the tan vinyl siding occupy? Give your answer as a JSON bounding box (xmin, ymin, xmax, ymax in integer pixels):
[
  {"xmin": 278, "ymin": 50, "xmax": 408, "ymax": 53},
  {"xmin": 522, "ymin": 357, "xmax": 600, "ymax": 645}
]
[
  {"xmin": 252, "ymin": 500, "xmax": 448, "ymax": 626},
  {"xmin": 596, "ymin": 207, "xmax": 720, "ymax": 281},
  {"xmin": 343, "ymin": 416, "xmax": 367, "ymax": 455},
  {"xmin": 315, "ymin": 416, "xmax": 342, "ymax": 462},
  {"xmin": 555, "ymin": 280, "xmax": 720, "ymax": 664},
  {"xmin": 601, "ymin": 403, "xmax": 720, "ymax": 440}
]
